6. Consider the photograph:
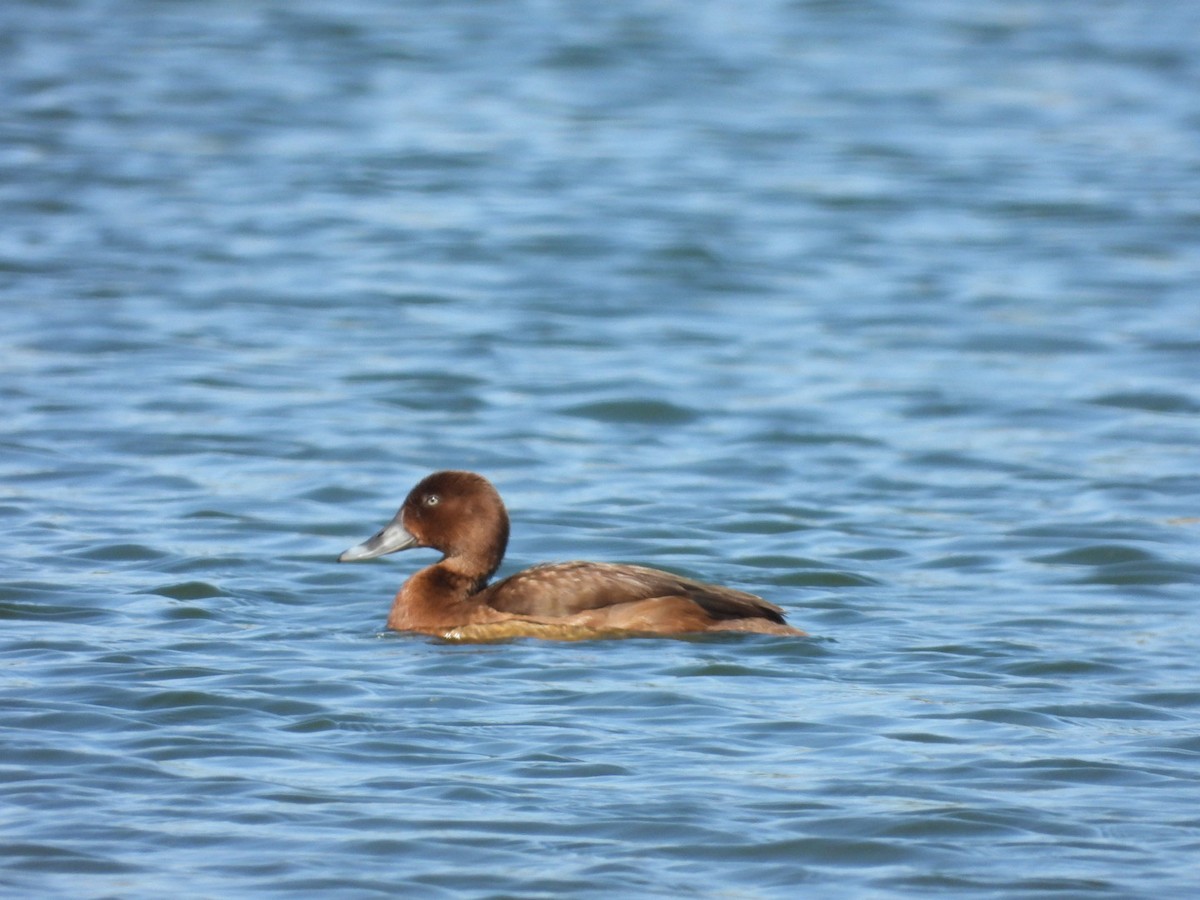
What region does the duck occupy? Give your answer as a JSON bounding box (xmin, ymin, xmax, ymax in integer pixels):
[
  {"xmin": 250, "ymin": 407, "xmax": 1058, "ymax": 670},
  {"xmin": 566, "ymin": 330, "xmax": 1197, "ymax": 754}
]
[{"xmin": 338, "ymin": 470, "xmax": 804, "ymax": 641}]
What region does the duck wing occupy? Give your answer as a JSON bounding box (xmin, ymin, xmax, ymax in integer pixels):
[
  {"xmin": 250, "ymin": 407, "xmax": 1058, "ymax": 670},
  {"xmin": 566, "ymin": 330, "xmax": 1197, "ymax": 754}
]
[{"xmin": 475, "ymin": 561, "xmax": 787, "ymax": 624}]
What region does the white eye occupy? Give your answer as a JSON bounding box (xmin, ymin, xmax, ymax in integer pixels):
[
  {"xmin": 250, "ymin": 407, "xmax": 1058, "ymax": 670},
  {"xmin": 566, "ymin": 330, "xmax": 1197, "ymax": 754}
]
[{"xmin": 424, "ymin": 494, "xmax": 440, "ymax": 507}]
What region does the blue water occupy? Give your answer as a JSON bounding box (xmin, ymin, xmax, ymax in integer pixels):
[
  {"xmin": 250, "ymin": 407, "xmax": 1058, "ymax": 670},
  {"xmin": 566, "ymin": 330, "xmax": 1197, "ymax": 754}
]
[{"xmin": 4, "ymin": 0, "xmax": 1200, "ymax": 896}]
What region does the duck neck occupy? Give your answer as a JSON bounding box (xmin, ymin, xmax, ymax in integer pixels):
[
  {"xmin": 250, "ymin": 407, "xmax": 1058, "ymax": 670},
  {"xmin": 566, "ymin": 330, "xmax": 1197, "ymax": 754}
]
[{"xmin": 387, "ymin": 556, "xmax": 495, "ymax": 633}]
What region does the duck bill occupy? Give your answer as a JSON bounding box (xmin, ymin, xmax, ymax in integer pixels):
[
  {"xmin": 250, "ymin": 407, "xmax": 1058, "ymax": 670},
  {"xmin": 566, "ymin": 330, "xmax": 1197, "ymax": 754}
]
[{"xmin": 338, "ymin": 517, "xmax": 420, "ymax": 562}]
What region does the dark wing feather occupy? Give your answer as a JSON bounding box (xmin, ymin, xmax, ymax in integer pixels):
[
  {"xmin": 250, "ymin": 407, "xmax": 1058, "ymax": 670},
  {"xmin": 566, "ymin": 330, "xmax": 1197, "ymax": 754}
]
[{"xmin": 475, "ymin": 562, "xmax": 787, "ymax": 624}]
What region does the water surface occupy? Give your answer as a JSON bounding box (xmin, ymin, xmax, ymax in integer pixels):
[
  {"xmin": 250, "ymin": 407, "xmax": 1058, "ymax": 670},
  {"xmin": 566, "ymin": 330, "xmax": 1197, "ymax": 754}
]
[{"xmin": 3, "ymin": 1, "xmax": 1200, "ymax": 897}]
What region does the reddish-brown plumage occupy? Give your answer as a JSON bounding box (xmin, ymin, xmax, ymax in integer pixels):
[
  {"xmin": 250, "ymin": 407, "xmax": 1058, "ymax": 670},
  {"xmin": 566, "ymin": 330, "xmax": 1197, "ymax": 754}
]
[{"xmin": 338, "ymin": 470, "xmax": 805, "ymax": 641}]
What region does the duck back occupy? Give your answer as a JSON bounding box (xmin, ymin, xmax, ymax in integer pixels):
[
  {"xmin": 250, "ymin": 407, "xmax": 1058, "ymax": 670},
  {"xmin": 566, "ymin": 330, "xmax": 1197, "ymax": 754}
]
[{"xmin": 475, "ymin": 561, "xmax": 787, "ymax": 624}]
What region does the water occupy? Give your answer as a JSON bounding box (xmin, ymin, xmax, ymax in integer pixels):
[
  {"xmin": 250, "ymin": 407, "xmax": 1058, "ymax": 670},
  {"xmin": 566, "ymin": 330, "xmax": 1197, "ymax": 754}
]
[{"xmin": 4, "ymin": 0, "xmax": 1200, "ymax": 896}]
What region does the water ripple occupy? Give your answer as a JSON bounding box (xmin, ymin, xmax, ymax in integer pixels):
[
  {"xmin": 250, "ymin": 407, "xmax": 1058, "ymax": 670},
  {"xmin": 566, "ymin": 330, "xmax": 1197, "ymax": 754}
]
[{"xmin": 4, "ymin": 0, "xmax": 1200, "ymax": 896}]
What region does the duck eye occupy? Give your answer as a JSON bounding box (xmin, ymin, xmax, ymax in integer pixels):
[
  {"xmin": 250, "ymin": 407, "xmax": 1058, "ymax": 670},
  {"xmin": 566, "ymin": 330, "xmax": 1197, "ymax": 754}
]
[{"xmin": 424, "ymin": 494, "xmax": 440, "ymax": 507}]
